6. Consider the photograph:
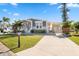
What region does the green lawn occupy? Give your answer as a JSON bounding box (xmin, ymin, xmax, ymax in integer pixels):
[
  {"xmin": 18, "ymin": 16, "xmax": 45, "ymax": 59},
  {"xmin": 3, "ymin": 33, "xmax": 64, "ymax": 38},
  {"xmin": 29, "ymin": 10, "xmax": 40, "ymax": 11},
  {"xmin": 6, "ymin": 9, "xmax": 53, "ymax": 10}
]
[
  {"xmin": 69, "ymin": 36, "xmax": 79, "ymax": 45},
  {"xmin": 0, "ymin": 34, "xmax": 43, "ymax": 53}
]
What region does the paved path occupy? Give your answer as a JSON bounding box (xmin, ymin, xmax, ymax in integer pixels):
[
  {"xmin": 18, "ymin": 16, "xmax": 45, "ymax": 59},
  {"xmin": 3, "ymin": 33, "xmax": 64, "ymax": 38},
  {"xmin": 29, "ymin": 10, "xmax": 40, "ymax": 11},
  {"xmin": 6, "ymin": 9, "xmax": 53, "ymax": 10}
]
[
  {"xmin": 0, "ymin": 42, "xmax": 15, "ymax": 56},
  {"xmin": 16, "ymin": 35, "xmax": 79, "ymax": 56}
]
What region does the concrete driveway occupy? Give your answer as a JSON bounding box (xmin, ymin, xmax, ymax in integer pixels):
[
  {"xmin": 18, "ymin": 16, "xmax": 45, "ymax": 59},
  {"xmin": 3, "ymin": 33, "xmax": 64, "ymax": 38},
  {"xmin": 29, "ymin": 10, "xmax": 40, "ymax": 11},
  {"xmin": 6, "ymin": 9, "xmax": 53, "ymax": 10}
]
[{"xmin": 16, "ymin": 35, "xmax": 79, "ymax": 56}]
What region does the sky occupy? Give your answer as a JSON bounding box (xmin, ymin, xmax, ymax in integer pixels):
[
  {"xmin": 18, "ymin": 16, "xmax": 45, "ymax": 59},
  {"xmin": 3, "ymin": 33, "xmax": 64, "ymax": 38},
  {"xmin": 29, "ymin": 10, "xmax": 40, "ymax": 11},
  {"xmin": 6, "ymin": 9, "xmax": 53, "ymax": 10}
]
[{"xmin": 0, "ymin": 3, "xmax": 79, "ymax": 23}]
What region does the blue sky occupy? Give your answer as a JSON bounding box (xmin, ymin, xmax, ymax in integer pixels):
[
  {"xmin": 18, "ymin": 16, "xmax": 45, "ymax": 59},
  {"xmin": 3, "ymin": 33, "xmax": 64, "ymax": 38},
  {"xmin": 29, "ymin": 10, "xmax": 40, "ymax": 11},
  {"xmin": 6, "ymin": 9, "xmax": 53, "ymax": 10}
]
[{"xmin": 0, "ymin": 3, "xmax": 79, "ymax": 23}]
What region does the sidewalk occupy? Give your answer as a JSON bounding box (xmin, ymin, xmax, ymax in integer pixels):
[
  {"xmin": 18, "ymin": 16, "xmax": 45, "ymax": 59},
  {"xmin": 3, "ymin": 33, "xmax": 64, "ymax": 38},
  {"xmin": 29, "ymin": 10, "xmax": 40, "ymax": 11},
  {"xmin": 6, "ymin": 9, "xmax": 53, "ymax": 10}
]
[
  {"xmin": 16, "ymin": 35, "xmax": 79, "ymax": 56},
  {"xmin": 0, "ymin": 42, "xmax": 15, "ymax": 56}
]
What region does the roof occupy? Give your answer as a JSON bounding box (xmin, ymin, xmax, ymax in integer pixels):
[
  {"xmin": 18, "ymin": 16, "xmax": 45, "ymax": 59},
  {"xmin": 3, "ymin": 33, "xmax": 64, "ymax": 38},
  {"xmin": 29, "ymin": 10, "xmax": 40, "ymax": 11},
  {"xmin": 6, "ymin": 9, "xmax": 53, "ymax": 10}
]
[{"xmin": 27, "ymin": 18, "xmax": 43, "ymax": 21}]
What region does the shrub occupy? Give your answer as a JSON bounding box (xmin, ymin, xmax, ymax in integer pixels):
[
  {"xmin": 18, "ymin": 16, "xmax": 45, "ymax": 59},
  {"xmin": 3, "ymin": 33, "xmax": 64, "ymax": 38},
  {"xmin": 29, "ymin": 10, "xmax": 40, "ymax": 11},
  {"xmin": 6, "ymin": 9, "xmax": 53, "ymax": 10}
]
[
  {"xmin": 0, "ymin": 28, "xmax": 3, "ymax": 32},
  {"xmin": 31, "ymin": 29, "xmax": 46, "ymax": 33}
]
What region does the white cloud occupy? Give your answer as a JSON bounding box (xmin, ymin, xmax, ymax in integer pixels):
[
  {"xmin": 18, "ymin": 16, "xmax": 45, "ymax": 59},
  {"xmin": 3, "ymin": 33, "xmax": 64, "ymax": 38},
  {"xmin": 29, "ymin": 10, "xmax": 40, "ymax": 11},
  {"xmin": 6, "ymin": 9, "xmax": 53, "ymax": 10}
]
[
  {"xmin": 10, "ymin": 3, "xmax": 18, "ymax": 6},
  {"xmin": 0, "ymin": 3, "xmax": 6, "ymax": 5},
  {"xmin": 67, "ymin": 3, "xmax": 79, "ymax": 7},
  {"xmin": 49, "ymin": 3, "xmax": 58, "ymax": 6},
  {"xmin": 0, "ymin": 3, "xmax": 18, "ymax": 6},
  {"xmin": 67, "ymin": 12, "xmax": 70, "ymax": 15},
  {"xmin": 3, "ymin": 9, "xmax": 7, "ymax": 12},
  {"xmin": 43, "ymin": 10, "xmax": 47, "ymax": 13},
  {"xmin": 57, "ymin": 3, "xmax": 79, "ymax": 9},
  {"xmin": 13, "ymin": 13, "xmax": 20, "ymax": 16},
  {"xmin": 2, "ymin": 9, "xmax": 12, "ymax": 15},
  {"xmin": 57, "ymin": 5, "xmax": 62, "ymax": 9},
  {"xmin": 8, "ymin": 12, "xmax": 11, "ymax": 15}
]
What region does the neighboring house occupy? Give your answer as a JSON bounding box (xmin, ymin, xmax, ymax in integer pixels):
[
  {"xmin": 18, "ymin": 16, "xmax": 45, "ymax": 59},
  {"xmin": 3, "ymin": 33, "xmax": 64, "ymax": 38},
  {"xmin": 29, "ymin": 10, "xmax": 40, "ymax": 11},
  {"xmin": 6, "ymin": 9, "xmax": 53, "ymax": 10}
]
[
  {"xmin": 0, "ymin": 21, "xmax": 3, "ymax": 29},
  {"xmin": 3, "ymin": 26, "xmax": 12, "ymax": 33},
  {"xmin": 0, "ymin": 21, "xmax": 12, "ymax": 33},
  {"xmin": 20, "ymin": 19, "xmax": 50, "ymax": 33}
]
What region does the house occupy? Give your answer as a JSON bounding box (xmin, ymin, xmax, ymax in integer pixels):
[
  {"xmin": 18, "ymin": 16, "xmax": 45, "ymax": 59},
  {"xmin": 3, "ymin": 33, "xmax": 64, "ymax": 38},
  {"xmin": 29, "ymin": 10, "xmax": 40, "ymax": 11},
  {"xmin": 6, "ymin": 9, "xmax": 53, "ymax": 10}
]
[
  {"xmin": 20, "ymin": 19, "xmax": 50, "ymax": 33},
  {"xmin": 52, "ymin": 22, "xmax": 62, "ymax": 33},
  {"xmin": 12, "ymin": 18, "xmax": 62, "ymax": 34}
]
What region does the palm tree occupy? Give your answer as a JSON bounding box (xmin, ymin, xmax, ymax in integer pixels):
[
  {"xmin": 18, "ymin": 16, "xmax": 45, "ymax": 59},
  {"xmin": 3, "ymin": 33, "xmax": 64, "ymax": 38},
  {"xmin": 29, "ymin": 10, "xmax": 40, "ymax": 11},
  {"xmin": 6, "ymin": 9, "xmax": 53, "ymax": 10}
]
[
  {"xmin": 13, "ymin": 20, "xmax": 23, "ymax": 33},
  {"xmin": 3, "ymin": 17, "xmax": 10, "ymax": 22},
  {"xmin": 3, "ymin": 17, "xmax": 10, "ymax": 26},
  {"xmin": 61, "ymin": 3, "xmax": 69, "ymax": 22},
  {"xmin": 61, "ymin": 3, "xmax": 71, "ymax": 35},
  {"xmin": 2, "ymin": 17, "xmax": 10, "ymax": 27}
]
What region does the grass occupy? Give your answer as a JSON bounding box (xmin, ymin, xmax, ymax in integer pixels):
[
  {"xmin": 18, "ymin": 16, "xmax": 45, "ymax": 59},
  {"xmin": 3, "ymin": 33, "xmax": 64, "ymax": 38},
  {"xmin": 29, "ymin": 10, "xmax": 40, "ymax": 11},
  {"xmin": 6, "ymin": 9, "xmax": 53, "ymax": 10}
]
[
  {"xmin": 0, "ymin": 34, "xmax": 43, "ymax": 53},
  {"xmin": 70, "ymin": 32, "xmax": 79, "ymax": 35},
  {"xmin": 69, "ymin": 36, "xmax": 79, "ymax": 45}
]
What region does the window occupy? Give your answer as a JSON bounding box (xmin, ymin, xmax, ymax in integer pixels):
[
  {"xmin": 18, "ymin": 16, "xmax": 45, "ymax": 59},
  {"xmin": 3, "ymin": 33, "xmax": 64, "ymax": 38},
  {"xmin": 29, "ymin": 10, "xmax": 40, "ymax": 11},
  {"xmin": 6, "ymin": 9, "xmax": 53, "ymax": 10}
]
[
  {"xmin": 37, "ymin": 26, "xmax": 39, "ymax": 28},
  {"xmin": 40, "ymin": 26, "xmax": 42, "ymax": 28}
]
